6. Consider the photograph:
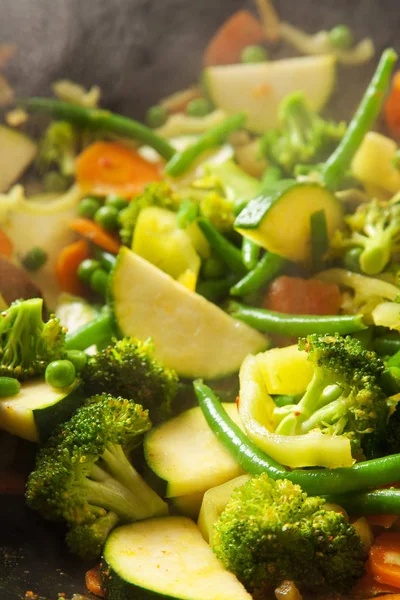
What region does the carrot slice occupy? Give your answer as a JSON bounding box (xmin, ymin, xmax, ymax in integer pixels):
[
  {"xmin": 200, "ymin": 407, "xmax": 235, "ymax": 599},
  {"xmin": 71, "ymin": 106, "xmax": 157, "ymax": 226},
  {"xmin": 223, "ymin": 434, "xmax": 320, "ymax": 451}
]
[
  {"xmin": 76, "ymin": 141, "xmax": 162, "ymax": 198},
  {"xmin": 0, "ymin": 228, "xmax": 13, "ymax": 258},
  {"xmin": 263, "ymin": 275, "xmax": 342, "ymax": 316},
  {"xmin": 70, "ymin": 218, "xmax": 120, "ymax": 254},
  {"xmin": 203, "ymin": 10, "xmax": 265, "ymax": 67},
  {"xmin": 55, "ymin": 239, "xmax": 90, "ymax": 296},
  {"xmin": 384, "ymin": 71, "xmax": 400, "ymax": 138},
  {"xmin": 369, "ymin": 533, "xmax": 400, "ymax": 588},
  {"xmin": 85, "ymin": 566, "xmax": 104, "ymax": 598},
  {"xmin": 367, "ymin": 515, "xmax": 399, "ymax": 529}
]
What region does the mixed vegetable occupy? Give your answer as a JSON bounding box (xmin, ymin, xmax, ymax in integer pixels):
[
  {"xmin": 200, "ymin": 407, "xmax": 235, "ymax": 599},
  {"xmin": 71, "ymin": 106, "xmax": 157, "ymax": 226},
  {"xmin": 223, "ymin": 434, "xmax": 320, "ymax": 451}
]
[{"xmin": 3, "ymin": 2, "xmax": 400, "ymax": 600}]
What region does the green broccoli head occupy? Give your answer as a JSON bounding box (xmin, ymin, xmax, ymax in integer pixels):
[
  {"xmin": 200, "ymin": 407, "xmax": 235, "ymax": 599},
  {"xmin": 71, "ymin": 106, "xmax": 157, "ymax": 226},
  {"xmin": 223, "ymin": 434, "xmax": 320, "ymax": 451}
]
[
  {"xmin": 119, "ymin": 182, "xmax": 181, "ymax": 246},
  {"xmin": 199, "ymin": 191, "xmax": 235, "ymax": 233},
  {"xmin": 331, "ymin": 199, "xmax": 400, "ymax": 275},
  {"xmin": 66, "ymin": 510, "xmax": 120, "ymax": 560},
  {"xmin": 261, "ymin": 92, "xmax": 346, "ymax": 176},
  {"xmin": 81, "ymin": 337, "xmax": 178, "ymax": 423},
  {"xmin": 36, "ymin": 120, "xmax": 77, "ymax": 177},
  {"xmin": 213, "ymin": 474, "xmax": 367, "ymax": 595},
  {"xmin": 0, "ymin": 298, "xmax": 66, "ymax": 380},
  {"xmin": 26, "ymin": 393, "xmax": 168, "ymax": 557},
  {"xmin": 274, "ymin": 334, "xmax": 387, "ymax": 457}
]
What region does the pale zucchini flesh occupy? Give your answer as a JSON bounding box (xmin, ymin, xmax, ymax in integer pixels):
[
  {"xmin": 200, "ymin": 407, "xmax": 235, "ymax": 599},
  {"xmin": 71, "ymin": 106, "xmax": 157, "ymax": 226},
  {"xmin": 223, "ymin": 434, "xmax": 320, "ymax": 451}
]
[
  {"xmin": 110, "ymin": 248, "xmax": 267, "ymax": 379},
  {"xmin": 144, "ymin": 403, "xmax": 244, "ymax": 498},
  {"xmin": 0, "ymin": 125, "xmax": 37, "ymax": 192},
  {"xmin": 102, "ymin": 516, "xmax": 252, "ymax": 600}
]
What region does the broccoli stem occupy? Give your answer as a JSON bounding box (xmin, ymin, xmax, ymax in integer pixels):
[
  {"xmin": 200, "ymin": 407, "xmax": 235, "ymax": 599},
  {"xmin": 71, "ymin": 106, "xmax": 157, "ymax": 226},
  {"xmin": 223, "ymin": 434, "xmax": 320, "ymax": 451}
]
[
  {"xmin": 359, "ymin": 228, "xmax": 394, "ymax": 275},
  {"xmin": 322, "ymin": 48, "xmax": 398, "ymax": 189},
  {"xmin": 22, "ymin": 98, "xmax": 176, "ymax": 160}
]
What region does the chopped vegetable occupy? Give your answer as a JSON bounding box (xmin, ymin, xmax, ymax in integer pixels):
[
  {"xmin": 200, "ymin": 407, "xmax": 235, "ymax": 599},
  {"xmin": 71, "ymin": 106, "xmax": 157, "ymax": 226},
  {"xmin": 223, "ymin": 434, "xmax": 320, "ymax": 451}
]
[
  {"xmin": 70, "ymin": 218, "xmax": 120, "ymax": 254},
  {"xmin": 55, "ymin": 239, "xmax": 90, "ymax": 295},
  {"xmin": 385, "ymin": 71, "xmax": 400, "ymax": 138},
  {"xmin": 263, "ymin": 276, "xmax": 341, "ymax": 316}
]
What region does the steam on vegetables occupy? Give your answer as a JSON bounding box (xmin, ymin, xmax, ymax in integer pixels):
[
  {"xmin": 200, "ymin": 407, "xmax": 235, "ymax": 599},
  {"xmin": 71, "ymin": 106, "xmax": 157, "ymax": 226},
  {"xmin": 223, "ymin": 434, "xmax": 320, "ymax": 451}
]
[{"xmin": 3, "ymin": 3, "xmax": 400, "ymax": 600}]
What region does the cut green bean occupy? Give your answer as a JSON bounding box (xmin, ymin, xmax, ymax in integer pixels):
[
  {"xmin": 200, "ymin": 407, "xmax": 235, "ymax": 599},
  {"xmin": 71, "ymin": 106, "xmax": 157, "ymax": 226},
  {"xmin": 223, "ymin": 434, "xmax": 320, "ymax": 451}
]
[
  {"xmin": 196, "ymin": 276, "xmax": 238, "ymax": 303},
  {"xmin": 373, "ymin": 333, "xmax": 400, "ymax": 356},
  {"xmin": 194, "ymin": 381, "xmax": 400, "ymax": 497},
  {"xmin": 228, "ymin": 301, "xmax": 366, "ymax": 336},
  {"xmin": 322, "ymin": 49, "xmax": 398, "ymax": 189},
  {"xmin": 325, "ymin": 489, "xmax": 400, "ymax": 515},
  {"xmin": 310, "ymin": 209, "xmax": 329, "ymax": 272},
  {"xmin": 241, "ymin": 238, "xmax": 260, "ymax": 270},
  {"xmin": 176, "ymin": 199, "xmax": 199, "ymax": 229},
  {"xmin": 197, "ymin": 218, "xmax": 247, "ymax": 275},
  {"xmin": 22, "ymin": 98, "xmax": 175, "ymax": 160},
  {"xmin": 230, "ymin": 252, "xmax": 286, "ymax": 297},
  {"xmin": 65, "ymin": 310, "xmax": 114, "ymax": 351},
  {"xmin": 165, "ymin": 112, "xmax": 247, "ymax": 177}
]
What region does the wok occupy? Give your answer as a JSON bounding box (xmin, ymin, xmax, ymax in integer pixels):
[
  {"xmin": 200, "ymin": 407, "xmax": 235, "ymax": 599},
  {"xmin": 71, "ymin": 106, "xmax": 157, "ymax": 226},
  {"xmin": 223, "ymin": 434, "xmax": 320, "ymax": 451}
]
[{"xmin": 1, "ymin": 0, "xmax": 400, "ymax": 598}]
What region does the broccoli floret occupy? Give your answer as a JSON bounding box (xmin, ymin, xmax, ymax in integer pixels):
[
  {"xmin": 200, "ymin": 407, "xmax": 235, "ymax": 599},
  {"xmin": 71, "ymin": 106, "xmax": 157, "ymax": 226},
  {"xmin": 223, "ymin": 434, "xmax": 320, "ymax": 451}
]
[
  {"xmin": 213, "ymin": 474, "xmax": 367, "ymax": 595},
  {"xmin": 119, "ymin": 182, "xmax": 181, "ymax": 246},
  {"xmin": 36, "ymin": 120, "xmax": 77, "ymax": 177},
  {"xmin": 261, "ymin": 92, "xmax": 346, "ymax": 176},
  {"xmin": 66, "ymin": 510, "xmax": 119, "ymax": 560},
  {"xmin": 199, "ymin": 192, "xmax": 235, "ymax": 232},
  {"xmin": 81, "ymin": 337, "xmax": 178, "ymax": 423},
  {"xmin": 331, "ymin": 199, "xmax": 400, "ymax": 275},
  {"xmin": 26, "ymin": 393, "xmax": 168, "ymax": 558},
  {"xmin": 274, "ymin": 334, "xmax": 387, "ymax": 457},
  {"xmin": 0, "ymin": 298, "xmax": 66, "ymax": 380}
]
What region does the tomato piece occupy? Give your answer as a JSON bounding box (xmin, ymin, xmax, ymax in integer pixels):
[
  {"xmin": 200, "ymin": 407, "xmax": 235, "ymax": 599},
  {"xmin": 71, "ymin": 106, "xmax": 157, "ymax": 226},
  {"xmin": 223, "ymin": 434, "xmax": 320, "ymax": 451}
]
[{"xmin": 263, "ymin": 275, "xmax": 341, "ymax": 316}]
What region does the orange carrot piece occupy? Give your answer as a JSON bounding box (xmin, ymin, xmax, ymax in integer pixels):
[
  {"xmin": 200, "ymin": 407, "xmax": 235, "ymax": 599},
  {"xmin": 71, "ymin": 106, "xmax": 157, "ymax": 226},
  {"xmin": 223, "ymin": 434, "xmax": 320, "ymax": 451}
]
[
  {"xmin": 384, "ymin": 71, "xmax": 400, "ymax": 138},
  {"xmin": 85, "ymin": 566, "xmax": 104, "ymax": 598},
  {"xmin": 76, "ymin": 141, "xmax": 162, "ymax": 198},
  {"xmin": 203, "ymin": 10, "xmax": 265, "ymax": 67},
  {"xmin": 0, "ymin": 228, "xmax": 13, "ymax": 258},
  {"xmin": 367, "ymin": 515, "xmax": 399, "ymax": 529},
  {"xmin": 55, "ymin": 239, "xmax": 90, "ymax": 296},
  {"xmin": 70, "ymin": 218, "xmax": 120, "ymax": 254}
]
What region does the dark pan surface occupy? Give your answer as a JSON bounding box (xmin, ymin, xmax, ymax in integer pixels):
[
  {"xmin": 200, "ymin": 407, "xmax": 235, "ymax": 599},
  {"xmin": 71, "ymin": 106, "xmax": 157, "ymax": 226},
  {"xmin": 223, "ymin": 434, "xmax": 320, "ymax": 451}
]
[{"xmin": 1, "ymin": 1, "xmax": 400, "ymax": 598}]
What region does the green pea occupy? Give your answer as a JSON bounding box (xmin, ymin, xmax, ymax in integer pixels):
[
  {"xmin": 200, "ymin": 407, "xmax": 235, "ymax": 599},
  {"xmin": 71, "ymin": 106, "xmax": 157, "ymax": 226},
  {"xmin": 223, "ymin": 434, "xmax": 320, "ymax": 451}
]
[
  {"xmin": 0, "ymin": 377, "xmax": 20, "ymax": 398},
  {"xmin": 94, "ymin": 206, "xmax": 119, "ymax": 231},
  {"xmin": 90, "ymin": 268, "xmax": 109, "ymax": 296},
  {"xmin": 66, "ymin": 349, "xmax": 88, "ymax": 372},
  {"xmin": 146, "ymin": 105, "xmax": 168, "ymax": 129},
  {"xmin": 77, "ymin": 259, "xmax": 101, "ymax": 284},
  {"xmin": 240, "ymin": 45, "xmax": 268, "ymax": 64},
  {"xmin": 329, "ymin": 25, "xmax": 354, "ymax": 50},
  {"xmin": 105, "ymin": 195, "xmax": 129, "ymax": 211},
  {"xmin": 186, "ymin": 98, "xmax": 212, "ymax": 118},
  {"xmin": 344, "ymin": 247, "xmax": 362, "ymax": 273},
  {"xmin": 201, "ymin": 255, "xmax": 226, "ymax": 280},
  {"xmin": 22, "ymin": 247, "xmax": 48, "ymax": 272},
  {"xmin": 78, "ymin": 196, "xmax": 102, "ymax": 219},
  {"xmin": 45, "ymin": 360, "xmax": 76, "ymax": 389}
]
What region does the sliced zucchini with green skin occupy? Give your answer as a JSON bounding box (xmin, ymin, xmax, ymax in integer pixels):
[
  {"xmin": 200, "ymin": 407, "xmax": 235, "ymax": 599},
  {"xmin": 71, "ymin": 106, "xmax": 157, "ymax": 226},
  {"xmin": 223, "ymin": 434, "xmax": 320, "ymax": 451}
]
[
  {"xmin": 0, "ymin": 378, "xmax": 84, "ymax": 442},
  {"xmin": 102, "ymin": 516, "xmax": 252, "ymax": 600},
  {"xmin": 144, "ymin": 403, "xmax": 244, "ymax": 498},
  {"xmin": 170, "ymin": 492, "xmax": 204, "ymax": 519},
  {"xmin": 197, "ymin": 475, "xmax": 251, "ymax": 545},
  {"xmin": 235, "ymin": 180, "xmax": 343, "ymax": 262},
  {"xmin": 0, "ymin": 125, "xmax": 37, "ymax": 192},
  {"xmin": 110, "ymin": 248, "xmax": 267, "ymax": 379},
  {"xmin": 204, "ymin": 55, "xmax": 336, "ymax": 133}
]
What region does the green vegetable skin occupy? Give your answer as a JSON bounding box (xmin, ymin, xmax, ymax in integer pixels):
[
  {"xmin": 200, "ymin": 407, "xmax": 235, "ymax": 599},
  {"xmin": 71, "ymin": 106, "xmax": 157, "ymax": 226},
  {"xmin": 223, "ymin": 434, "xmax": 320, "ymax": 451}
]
[
  {"xmin": 230, "ymin": 252, "xmax": 286, "ymax": 296},
  {"xmin": 197, "ymin": 218, "xmax": 247, "ymax": 275},
  {"xmin": 23, "ymin": 98, "xmax": 175, "ymax": 160},
  {"xmin": 228, "ymin": 301, "xmax": 366, "ymax": 336},
  {"xmin": 193, "ymin": 381, "xmax": 400, "ymax": 501}
]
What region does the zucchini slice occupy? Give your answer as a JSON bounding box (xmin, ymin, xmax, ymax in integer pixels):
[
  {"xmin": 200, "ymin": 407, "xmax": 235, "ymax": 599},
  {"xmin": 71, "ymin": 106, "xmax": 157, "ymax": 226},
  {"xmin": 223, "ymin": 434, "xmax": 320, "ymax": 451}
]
[
  {"xmin": 144, "ymin": 403, "xmax": 244, "ymax": 498},
  {"xmin": 235, "ymin": 180, "xmax": 343, "ymax": 262},
  {"xmin": 0, "ymin": 378, "xmax": 84, "ymax": 442},
  {"xmin": 0, "ymin": 125, "xmax": 37, "ymax": 192},
  {"xmin": 170, "ymin": 492, "xmax": 204, "ymax": 519},
  {"xmin": 110, "ymin": 248, "xmax": 267, "ymax": 379},
  {"xmin": 102, "ymin": 516, "xmax": 252, "ymax": 600}
]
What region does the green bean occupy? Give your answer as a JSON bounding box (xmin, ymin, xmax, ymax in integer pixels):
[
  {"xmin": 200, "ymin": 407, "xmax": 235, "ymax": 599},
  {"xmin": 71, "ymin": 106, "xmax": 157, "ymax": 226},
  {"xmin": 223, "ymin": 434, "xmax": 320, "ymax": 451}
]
[
  {"xmin": 261, "ymin": 165, "xmax": 282, "ymax": 188},
  {"xmin": 197, "ymin": 218, "xmax": 247, "ymax": 275},
  {"xmin": 230, "ymin": 252, "xmax": 286, "ymax": 297},
  {"xmin": 310, "ymin": 209, "xmax": 328, "ymax": 272},
  {"xmin": 65, "ymin": 309, "xmax": 114, "ymax": 351},
  {"xmin": 373, "ymin": 333, "xmax": 400, "ymax": 356},
  {"xmin": 196, "ymin": 276, "xmax": 238, "ymax": 303},
  {"xmin": 22, "ymin": 98, "xmax": 175, "ymax": 160},
  {"xmin": 165, "ymin": 112, "xmax": 247, "ymax": 177},
  {"xmin": 241, "ymin": 238, "xmax": 260, "ymax": 270},
  {"xmin": 228, "ymin": 301, "xmax": 366, "ymax": 336},
  {"xmin": 325, "ymin": 489, "xmax": 400, "ymax": 515},
  {"xmin": 322, "ymin": 49, "xmax": 398, "ymax": 189},
  {"xmin": 388, "ymin": 349, "xmax": 400, "ymax": 368},
  {"xmin": 194, "ymin": 381, "xmax": 400, "ymax": 496},
  {"xmin": 176, "ymin": 199, "xmax": 199, "ymax": 229}
]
